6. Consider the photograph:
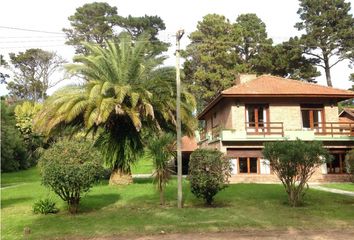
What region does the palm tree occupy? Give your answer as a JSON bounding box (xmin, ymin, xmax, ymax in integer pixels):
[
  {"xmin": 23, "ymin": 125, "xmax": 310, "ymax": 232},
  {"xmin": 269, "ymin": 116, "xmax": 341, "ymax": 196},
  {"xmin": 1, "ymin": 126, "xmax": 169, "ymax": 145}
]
[
  {"xmin": 147, "ymin": 133, "xmax": 175, "ymax": 205},
  {"xmin": 35, "ymin": 33, "xmax": 196, "ymax": 184}
]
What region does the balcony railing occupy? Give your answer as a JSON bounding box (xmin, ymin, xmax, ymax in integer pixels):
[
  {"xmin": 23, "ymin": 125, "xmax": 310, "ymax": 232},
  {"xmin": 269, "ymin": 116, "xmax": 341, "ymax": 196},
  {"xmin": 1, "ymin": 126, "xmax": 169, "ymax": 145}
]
[
  {"xmin": 313, "ymin": 122, "xmax": 354, "ymax": 137},
  {"xmin": 245, "ymin": 122, "xmax": 284, "ymax": 137}
]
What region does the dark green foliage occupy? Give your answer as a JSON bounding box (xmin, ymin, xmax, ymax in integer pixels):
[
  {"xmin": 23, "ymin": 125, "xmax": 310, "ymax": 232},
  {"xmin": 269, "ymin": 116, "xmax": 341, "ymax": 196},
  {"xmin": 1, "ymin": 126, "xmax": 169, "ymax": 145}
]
[
  {"xmin": 295, "ymin": 0, "xmax": 354, "ymax": 87},
  {"xmin": 0, "ymin": 54, "xmax": 9, "ymax": 84},
  {"xmin": 1, "ymin": 101, "xmax": 28, "ymax": 172},
  {"xmin": 183, "ymin": 13, "xmax": 320, "ymax": 111},
  {"xmin": 345, "ymin": 150, "xmax": 354, "ymax": 182},
  {"xmin": 189, "ymin": 149, "xmax": 231, "ymax": 205},
  {"xmin": 32, "ymin": 198, "xmax": 59, "ymax": 214},
  {"xmin": 63, "ymin": 2, "xmax": 168, "ymax": 56},
  {"xmin": 263, "ymin": 140, "xmax": 331, "ymax": 207},
  {"xmin": 63, "ymin": 2, "xmax": 119, "ymax": 54},
  {"xmin": 7, "ymin": 49, "xmax": 65, "ymax": 101},
  {"xmin": 38, "ymin": 139, "xmax": 104, "ymax": 214}
]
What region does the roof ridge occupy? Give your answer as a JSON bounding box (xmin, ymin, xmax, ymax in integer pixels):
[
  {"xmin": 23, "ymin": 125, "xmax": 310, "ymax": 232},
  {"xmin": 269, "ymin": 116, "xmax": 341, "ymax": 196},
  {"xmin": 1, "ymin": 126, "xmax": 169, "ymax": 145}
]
[{"xmin": 222, "ymin": 74, "xmax": 353, "ymax": 94}]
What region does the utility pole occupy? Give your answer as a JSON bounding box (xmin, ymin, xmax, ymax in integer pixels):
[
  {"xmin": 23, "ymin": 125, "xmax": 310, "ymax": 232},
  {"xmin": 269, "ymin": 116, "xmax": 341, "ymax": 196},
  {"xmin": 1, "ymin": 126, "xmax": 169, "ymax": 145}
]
[{"xmin": 176, "ymin": 29, "xmax": 184, "ymax": 209}]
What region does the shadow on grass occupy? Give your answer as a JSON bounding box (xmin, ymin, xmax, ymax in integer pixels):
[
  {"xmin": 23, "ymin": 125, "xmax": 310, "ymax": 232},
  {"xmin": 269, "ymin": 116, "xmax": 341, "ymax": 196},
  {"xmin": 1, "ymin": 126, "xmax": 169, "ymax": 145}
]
[
  {"xmin": 1, "ymin": 197, "xmax": 32, "ymax": 208},
  {"xmin": 80, "ymin": 193, "xmax": 120, "ymax": 212},
  {"xmin": 133, "ymin": 177, "xmax": 153, "ymax": 184}
]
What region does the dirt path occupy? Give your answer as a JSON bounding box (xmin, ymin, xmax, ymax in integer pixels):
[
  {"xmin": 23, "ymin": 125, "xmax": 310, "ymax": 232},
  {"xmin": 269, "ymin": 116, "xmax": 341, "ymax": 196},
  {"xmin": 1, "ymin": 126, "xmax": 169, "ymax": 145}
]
[{"xmin": 81, "ymin": 229, "xmax": 354, "ymax": 240}]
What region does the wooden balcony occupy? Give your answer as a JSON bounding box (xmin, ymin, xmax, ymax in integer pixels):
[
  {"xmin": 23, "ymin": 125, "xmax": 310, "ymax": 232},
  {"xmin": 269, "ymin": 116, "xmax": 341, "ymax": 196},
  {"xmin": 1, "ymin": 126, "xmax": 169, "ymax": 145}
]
[
  {"xmin": 313, "ymin": 122, "xmax": 354, "ymax": 137},
  {"xmin": 245, "ymin": 122, "xmax": 284, "ymax": 137}
]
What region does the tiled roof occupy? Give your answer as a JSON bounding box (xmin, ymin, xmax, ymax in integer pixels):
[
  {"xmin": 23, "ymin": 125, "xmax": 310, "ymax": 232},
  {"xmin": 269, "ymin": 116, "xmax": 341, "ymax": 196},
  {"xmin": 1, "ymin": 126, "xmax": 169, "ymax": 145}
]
[
  {"xmin": 339, "ymin": 108, "xmax": 354, "ymax": 118},
  {"xmin": 198, "ymin": 75, "xmax": 354, "ymax": 119},
  {"xmin": 222, "ymin": 75, "xmax": 354, "ymax": 96},
  {"xmin": 181, "ymin": 136, "xmax": 198, "ymax": 152}
]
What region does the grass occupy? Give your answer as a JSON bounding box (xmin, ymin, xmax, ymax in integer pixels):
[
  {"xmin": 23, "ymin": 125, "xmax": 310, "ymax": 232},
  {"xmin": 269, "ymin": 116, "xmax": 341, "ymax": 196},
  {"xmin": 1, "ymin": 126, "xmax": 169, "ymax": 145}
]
[
  {"xmin": 131, "ymin": 153, "xmax": 154, "ymax": 174},
  {"xmin": 322, "ymin": 183, "xmax": 354, "ymax": 192},
  {"xmin": 1, "ymin": 168, "xmax": 354, "ymax": 240}
]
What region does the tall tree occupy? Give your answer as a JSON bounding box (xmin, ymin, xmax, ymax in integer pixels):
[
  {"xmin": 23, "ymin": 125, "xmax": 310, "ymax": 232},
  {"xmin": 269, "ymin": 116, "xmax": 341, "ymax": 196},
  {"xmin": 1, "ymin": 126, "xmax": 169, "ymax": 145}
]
[
  {"xmin": 349, "ymin": 73, "xmax": 354, "ymax": 90},
  {"xmin": 183, "ymin": 13, "xmax": 320, "ymax": 111},
  {"xmin": 295, "ymin": 0, "xmax": 354, "ymax": 87},
  {"xmin": 119, "ymin": 15, "xmax": 169, "ymax": 56},
  {"xmin": 0, "ymin": 54, "xmax": 9, "ymax": 84},
  {"xmin": 233, "ymin": 13, "xmax": 273, "ymax": 73},
  {"xmin": 35, "ymin": 34, "xmax": 195, "ymax": 185},
  {"xmin": 63, "ymin": 2, "xmax": 168, "ymax": 56},
  {"xmin": 183, "ymin": 14, "xmax": 237, "ymax": 111},
  {"xmin": 63, "ymin": 2, "xmax": 120, "ymax": 54},
  {"xmin": 270, "ymin": 37, "xmax": 320, "ymax": 81},
  {"xmin": 7, "ymin": 49, "xmax": 66, "ymax": 101}
]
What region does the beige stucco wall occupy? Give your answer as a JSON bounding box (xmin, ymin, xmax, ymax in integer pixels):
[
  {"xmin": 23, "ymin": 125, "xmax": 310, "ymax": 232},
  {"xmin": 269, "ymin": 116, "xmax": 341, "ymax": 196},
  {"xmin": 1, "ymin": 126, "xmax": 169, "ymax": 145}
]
[
  {"xmin": 324, "ymin": 105, "xmax": 339, "ymax": 122},
  {"xmin": 269, "ymin": 104, "xmax": 302, "ymax": 131},
  {"xmin": 231, "ymin": 104, "xmax": 246, "ymax": 131}
]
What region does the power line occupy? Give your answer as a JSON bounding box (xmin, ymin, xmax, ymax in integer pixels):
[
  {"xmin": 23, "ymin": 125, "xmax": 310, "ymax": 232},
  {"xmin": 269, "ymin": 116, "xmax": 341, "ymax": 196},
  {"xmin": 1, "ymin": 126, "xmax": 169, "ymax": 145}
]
[{"xmin": 0, "ymin": 26, "xmax": 65, "ymax": 35}]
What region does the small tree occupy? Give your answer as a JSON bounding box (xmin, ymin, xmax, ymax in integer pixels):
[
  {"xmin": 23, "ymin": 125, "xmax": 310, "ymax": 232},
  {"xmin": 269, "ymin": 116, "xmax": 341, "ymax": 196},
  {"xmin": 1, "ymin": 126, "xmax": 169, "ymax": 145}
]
[
  {"xmin": 345, "ymin": 150, "xmax": 354, "ymax": 182},
  {"xmin": 189, "ymin": 149, "xmax": 231, "ymax": 205},
  {"xmin": 147, "ymin": 133, "xmax": 175, "ymax": 205},
  {"xmin": 263, "ymin": 140, "xmax": 330, "ymax": 207},
  {"xmin": 38, "ymin": 139, "xmax": 103, "ymax": 214}
]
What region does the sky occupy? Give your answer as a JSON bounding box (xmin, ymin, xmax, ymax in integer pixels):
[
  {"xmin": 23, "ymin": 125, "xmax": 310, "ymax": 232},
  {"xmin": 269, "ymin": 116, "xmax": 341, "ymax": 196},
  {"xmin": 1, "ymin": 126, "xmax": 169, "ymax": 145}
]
[{"xmin": 0, "ymin": 0, "xmax": 353, "ymax": 96}]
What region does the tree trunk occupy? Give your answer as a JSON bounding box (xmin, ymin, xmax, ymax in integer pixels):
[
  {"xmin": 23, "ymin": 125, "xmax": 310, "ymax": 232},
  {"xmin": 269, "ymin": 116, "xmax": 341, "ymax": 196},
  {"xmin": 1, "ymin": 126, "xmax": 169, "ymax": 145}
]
[
  {"xmin": 323, "ymin": 54, "xmax": 332, "ymax": 87},
  {"xmin": 159, "ymin": 188, "xmax": 165, "ymax": 205},
  {"xmin": 68, "ymin": 198, "xmax": 80, "ymax": 214},
  {"xmin": 109, "ymin": 169, "xmax": 133, "ymax": 185}
]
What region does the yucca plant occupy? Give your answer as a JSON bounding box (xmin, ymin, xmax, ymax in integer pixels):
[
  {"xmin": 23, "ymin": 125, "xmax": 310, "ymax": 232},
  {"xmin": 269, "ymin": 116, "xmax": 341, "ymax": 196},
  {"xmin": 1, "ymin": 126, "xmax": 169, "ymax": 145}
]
[
  {"xmin": 147, "ymin": 133, "xmax": 176, "ymax": 205},
  {"xmin": 35, "ymin": 33, "xmax": 196, "ymax": 184}
]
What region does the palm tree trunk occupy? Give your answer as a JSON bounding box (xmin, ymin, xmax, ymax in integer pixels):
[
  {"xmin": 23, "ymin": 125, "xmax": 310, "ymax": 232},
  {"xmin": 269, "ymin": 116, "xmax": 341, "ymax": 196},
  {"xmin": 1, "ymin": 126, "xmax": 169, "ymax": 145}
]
[
  {"xmin": 159, "ymin": 186, "xmax": 165, "ymax": 205},
  {"xmin": 109, "ymin": 169, "xmax": 133, "ymax": 185}
]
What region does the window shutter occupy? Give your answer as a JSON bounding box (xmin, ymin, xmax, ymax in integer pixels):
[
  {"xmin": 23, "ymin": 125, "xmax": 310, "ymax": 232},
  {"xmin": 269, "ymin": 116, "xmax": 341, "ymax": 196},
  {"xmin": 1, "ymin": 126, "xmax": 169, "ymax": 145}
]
[
  {"xmin": 321, "ymin": 163, "xmax": 328, "ymax": 174},
  {"xmin": 260, "ymin": 159, "xmax": 270, "ymax": 174},
  {"xmin": 230, "ymin": 159, "xmax": 238, "ymax": 175}
]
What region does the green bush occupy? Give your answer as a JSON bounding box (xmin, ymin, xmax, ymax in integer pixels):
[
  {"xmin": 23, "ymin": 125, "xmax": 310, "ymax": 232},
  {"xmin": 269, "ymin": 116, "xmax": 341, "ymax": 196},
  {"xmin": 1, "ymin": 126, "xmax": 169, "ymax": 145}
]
[
  {"xmin": 1, "ymin": 101, "xmax": 28, "ymax": 172},
  {"xmin": 345, "ymin": 150, "xmax": 354, "ymax": 182},
  {"xmin": 38, "ymin": 139, "xmax": 104, "ymax": 214},
  {"xmin": 263, "ymin": 139, "xmax": 331, "ymax": 207},
  {"xmin": 33, "ymin": 198, "xmax": 59, "ymax": 214},
  {"xmin": 189, "ymin": 149, "xmax": 231, "ymax": 205}
]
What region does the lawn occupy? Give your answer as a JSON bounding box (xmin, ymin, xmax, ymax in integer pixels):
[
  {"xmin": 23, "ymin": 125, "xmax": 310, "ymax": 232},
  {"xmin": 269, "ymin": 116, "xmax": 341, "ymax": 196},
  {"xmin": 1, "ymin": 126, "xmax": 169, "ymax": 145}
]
[
  {"xmin": 322, "ymin": 183, "xmax": 354, "ymax": 192},
  {"xmin": 1, "ymin": 168, "xmax": 354, "ymax": 240}
]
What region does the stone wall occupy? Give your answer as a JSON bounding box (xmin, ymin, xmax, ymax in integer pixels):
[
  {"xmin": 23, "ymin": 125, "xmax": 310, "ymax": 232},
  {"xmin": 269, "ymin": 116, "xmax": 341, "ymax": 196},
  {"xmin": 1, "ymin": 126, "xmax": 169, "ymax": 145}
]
[{"xmin": 269, "ymin": 103, "xmax": 302, "ymax": 131}]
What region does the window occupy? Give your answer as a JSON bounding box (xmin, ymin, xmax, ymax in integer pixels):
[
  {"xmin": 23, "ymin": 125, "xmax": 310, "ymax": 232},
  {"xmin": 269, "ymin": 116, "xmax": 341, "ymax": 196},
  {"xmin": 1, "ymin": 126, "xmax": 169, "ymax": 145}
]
[
  {"xmin": 238, "ymin": 157, "xmax": 259, "ymax": 174},
  {"xmin": 300, "ymin": 104, "xmax": 324, "ymax": 129},
  {"xmin": 327, "ymin": 153, "xmax": 346, "ymax": 174},
  {"xmin": 246, "ymin": 104, "xmax": 268, "ymax": 129}
]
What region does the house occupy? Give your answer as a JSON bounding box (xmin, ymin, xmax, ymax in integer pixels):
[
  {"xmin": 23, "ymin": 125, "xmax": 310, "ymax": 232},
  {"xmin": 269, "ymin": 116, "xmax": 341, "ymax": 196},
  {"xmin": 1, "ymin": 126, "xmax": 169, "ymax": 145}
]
[
  {"xmin": 173, "ymin": 136, "xmax": 198, "ymax": 175},
  {"xmin": 339, "ymin": 108, "xmax": 354, "ymax": 123},
  {"xmin": 197, "ymin": 74, "xmax": 354, "ymax": 183}
]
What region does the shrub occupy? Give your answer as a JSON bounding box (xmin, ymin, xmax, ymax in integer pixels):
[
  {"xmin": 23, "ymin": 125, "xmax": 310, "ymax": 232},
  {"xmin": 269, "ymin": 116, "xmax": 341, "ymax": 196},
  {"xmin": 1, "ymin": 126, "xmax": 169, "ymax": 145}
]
[
  {"xmin": 1, "ymin": 101, "xmax": 28, "ymax": 172},
  {"xmin": 147, "ymin": 133, "xmax": 175, "ymax": 205},
  {"xmin": 345, "ymin": 150, "xmax": 354, "ymax": 182},
  {"xmin": 33, "ymin": 198, "xmax": 59, "ymax": 214},
  {"xmin": 263, "ymin": 139, "xmax": 331, "ymax": 207},
  {"xmin": 189, "ymin": 149, "xmax": 231, "ymax": 205},
  {"xmin": 38, "ymin": 139, "xmax": 104, "ymax": 214}
]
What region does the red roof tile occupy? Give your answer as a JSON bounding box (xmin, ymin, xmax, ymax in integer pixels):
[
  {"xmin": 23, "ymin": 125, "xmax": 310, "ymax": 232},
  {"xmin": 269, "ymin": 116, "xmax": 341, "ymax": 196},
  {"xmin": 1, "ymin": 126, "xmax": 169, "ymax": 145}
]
[
  {"xmin": 181, "ymin": 136, "xmax": 198, "ymax": 152},
  {"xmin": 222, "ymin": 75, "xmax": 354, "ymax": 96},
  {"xmin": 198, "ymin": 75, "xmax": 354, "ymax": 119}
]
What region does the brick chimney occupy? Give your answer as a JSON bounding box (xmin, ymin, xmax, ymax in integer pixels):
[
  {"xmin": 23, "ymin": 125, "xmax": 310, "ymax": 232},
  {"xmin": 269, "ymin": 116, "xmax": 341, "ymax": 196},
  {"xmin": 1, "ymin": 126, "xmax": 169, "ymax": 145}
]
[{"xmin": 235, "ymin": 74, "xmax": 257, "ymax": 85}]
